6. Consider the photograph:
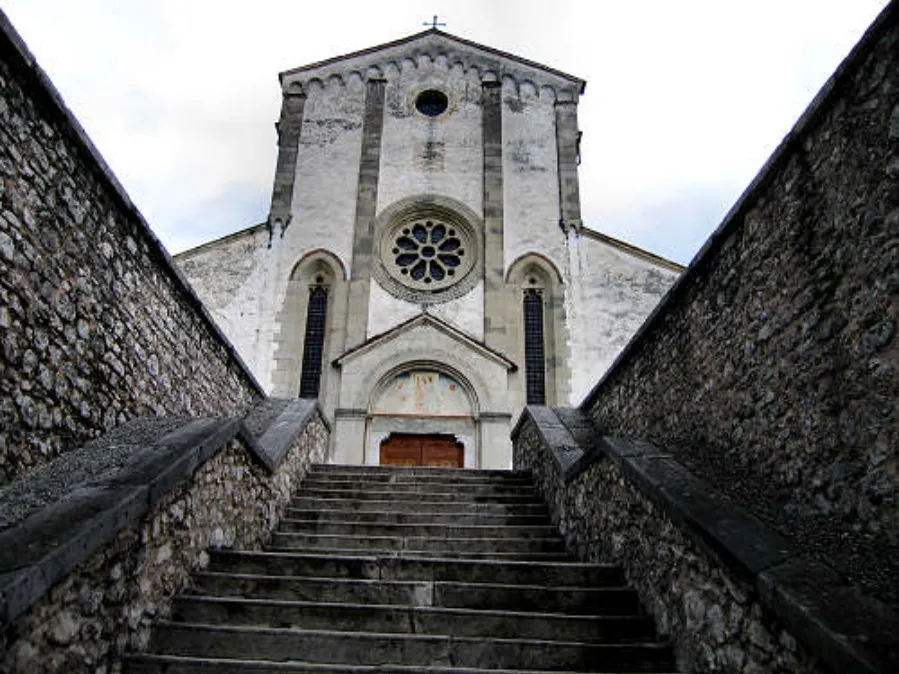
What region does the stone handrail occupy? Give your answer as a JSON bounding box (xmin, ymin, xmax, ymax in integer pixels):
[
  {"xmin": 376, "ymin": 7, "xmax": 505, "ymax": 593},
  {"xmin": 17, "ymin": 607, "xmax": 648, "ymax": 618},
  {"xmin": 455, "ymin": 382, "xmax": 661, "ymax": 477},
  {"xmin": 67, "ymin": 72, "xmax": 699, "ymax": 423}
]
[
  {"xmin": 0, "ymin": 399, "xmax": 329, "ymax": 672},
  {"xmin": 512, "ymin": 405, "xmax": 899, "ymax": 674}
]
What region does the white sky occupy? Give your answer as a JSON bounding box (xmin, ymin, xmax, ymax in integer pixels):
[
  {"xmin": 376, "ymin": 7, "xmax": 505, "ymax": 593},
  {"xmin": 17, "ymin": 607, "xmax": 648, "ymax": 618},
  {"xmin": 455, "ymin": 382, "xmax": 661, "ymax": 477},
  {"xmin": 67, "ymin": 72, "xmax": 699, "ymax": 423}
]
[{"xmin": 3, "ymin": 0, "xmax": 889, "ymax": 264}]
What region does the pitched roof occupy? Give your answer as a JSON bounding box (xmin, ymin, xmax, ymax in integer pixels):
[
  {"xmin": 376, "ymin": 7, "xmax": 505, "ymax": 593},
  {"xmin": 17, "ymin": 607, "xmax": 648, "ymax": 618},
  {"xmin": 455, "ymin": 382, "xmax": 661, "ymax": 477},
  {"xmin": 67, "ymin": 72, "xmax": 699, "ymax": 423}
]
[
  {"xmin": 280, "ymin": 28, "xmax": 585, "ymax": 96},
  {"xmin": 334, "ymin": 312, "xmax": 517, "ymax": 371}
]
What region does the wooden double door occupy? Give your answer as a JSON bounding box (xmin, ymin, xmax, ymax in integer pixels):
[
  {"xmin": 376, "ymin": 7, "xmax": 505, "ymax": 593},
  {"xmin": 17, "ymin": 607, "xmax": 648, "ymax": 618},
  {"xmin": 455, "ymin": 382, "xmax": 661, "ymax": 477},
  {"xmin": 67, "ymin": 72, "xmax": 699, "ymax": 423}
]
[{"xmin": 379, "ymin": 433, "xmax": 464, "ymax": 468}]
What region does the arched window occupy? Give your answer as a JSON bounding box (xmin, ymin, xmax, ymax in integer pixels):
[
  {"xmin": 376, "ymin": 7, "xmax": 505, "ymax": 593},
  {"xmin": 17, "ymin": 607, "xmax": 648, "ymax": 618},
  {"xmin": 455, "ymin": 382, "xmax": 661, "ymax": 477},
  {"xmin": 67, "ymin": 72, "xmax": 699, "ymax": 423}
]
[
  {"xmin": 523, "ymin": 288, "xmax": 546, "ymax": 405},
  {"xmin": 272, "ymin": 250, "xmax": 346, "ymax": 405},
  {"xmin": 506, "ymin": 254, "xmax": 568, "ymax": 408},
  {"xmin": 299, "ymin": 281, "xmax": 329, "ymax": 398}
]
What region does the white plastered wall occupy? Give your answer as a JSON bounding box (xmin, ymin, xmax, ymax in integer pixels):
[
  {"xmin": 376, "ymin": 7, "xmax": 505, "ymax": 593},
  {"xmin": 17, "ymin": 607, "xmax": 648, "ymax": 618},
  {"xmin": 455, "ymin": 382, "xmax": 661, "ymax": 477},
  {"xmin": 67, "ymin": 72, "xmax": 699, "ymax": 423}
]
[
  {"xmin": 502, "ymin": 78, "xmax": 567, "ymax": 278},
  {"xmin": 565, "ymin": 231, "xmax": 681, "ymax": 404},
  {"xmin": 175, "ymin": 226, "xmax": 272, "ymax": 383},
  {"xmin": 366, "ymin": 56, "xmax": 486, "ymax": 341},
  {"xmin": 256, "ymin": 74, "xmax": 366, "ymax": 391}
]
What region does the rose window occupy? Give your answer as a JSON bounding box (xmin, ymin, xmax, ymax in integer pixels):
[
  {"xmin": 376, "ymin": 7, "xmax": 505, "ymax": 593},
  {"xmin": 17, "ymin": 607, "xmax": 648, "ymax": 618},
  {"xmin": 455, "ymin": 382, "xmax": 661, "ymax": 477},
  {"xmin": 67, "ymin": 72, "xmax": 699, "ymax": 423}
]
[
  {"xmin": 373, "ymin": 199, "xmax": 480, "ymax": 304},
  {"xmin": 391, "ymin": 220, "xmax": 464, "ymax": 285}
]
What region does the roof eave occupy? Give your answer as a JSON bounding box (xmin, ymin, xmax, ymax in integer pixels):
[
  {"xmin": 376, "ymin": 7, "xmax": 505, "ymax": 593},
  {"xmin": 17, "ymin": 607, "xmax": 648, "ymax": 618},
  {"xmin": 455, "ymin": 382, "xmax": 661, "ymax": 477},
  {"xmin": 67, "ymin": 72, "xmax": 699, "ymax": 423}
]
[{"xmin": 278, "ymin": 28, "xmax": 585, "ymax": 91}]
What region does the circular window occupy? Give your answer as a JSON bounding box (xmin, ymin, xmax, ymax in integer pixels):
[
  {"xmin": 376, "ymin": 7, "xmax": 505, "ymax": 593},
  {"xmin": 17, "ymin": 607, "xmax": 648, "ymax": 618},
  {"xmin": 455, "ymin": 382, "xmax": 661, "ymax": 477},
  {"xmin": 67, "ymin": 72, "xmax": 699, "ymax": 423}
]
[
  {"xmin": 372, "ymin": 198, "xmax": 481, "ymax": 305},
  {"xmin": 392, "ymin": 220, "xmax": 464, "ymax": 285},
  {"xmin": 415, "ymin": 89, "xmax": 448, "ymax": 117}
]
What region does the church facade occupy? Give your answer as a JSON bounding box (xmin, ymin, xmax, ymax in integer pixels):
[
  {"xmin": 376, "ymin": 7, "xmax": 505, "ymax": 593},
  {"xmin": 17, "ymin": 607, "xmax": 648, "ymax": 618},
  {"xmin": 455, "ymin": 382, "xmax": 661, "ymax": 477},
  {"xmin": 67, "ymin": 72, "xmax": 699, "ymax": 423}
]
[{"xmin": 176, "ymin": 29, "xmax": 682, "ymax": 468}]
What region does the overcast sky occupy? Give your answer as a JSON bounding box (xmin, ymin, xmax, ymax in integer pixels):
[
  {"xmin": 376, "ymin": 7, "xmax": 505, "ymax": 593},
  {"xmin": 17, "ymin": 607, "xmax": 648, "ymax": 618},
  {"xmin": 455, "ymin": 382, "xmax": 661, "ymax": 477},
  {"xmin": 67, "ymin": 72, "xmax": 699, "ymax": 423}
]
[{"xmin": 3, "ymin": 0, "xmax": 889, "ymax": 265}]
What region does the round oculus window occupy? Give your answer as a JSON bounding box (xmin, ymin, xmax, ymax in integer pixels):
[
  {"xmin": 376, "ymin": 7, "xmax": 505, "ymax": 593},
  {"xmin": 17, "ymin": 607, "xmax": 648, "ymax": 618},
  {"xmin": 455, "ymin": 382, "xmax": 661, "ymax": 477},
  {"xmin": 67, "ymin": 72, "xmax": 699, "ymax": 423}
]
[{"xmin": 415, "ymin": 89, "xmax": 448, "ymax": 117}]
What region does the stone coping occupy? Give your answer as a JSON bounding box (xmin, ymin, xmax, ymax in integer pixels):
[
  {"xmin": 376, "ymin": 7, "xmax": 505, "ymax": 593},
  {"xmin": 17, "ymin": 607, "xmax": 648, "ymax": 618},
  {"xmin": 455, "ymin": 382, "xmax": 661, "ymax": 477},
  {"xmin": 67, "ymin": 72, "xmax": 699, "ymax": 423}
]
[
  {"xmin": 0, "ymin": 8, "xmax": 264, "ymax": 399},
  {"xmin": 0, "ymin": 398, "xmax": 324, "ymax": 625},
  {"xmin": 511, "ymin": 405, "xmax": 899, "ymax": 674}
]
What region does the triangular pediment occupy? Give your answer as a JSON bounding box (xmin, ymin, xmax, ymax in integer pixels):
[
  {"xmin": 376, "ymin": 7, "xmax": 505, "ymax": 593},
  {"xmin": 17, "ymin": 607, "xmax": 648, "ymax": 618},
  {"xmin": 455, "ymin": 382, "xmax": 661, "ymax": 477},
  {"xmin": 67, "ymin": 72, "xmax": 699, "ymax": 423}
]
[
  {"xmin": 280, "ymin": 29, "xmax": 584, "ymax": 100},
  {"xmin": 334, "ymin": 313, "xmax": 517, "ymax": 371}
]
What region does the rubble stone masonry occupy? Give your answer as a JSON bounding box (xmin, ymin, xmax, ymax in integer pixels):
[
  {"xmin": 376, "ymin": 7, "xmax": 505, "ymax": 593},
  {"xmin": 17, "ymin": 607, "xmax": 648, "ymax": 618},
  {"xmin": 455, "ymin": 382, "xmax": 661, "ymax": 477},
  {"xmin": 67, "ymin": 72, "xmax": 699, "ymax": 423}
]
[
  {"xmin": 0, "ymin": 14, "xmax": 263, "ymax": 486},
  {"xmin": 0, "ymin": 409, "xmax": 329, "ymax": 674},
  {"xmin": 584, "ymin": 3, "xmax": 899, "ymax": 609}
]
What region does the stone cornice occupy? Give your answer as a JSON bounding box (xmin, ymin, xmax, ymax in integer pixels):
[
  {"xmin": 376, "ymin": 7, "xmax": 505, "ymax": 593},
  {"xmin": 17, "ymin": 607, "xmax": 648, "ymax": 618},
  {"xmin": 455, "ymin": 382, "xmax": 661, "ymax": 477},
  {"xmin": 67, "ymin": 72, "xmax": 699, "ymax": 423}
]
[{"xmin": 279, "ymin": 30, "xmax": 585, "ymax": 101}]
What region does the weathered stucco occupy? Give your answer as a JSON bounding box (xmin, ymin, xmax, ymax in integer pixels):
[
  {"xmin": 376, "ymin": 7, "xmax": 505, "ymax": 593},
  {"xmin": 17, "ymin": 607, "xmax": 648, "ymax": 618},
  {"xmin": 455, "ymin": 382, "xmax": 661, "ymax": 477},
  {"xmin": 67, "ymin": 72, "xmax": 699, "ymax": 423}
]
[
  {"xmin": 377, "ymin": 57, "xmax": 483, "ymax": 218},
  {"xmin": 176, "ymin": 225, "xmax": 272, "ymax": 382},
  {"xmin": 567, "ymin": 231, "xmax": 682, "ymax": 404},
  {"xmin": 502, "ymin": 79, "xmax": 565, "ymax": 277},
  {"xmin": 172, "ymin": 29, "xmax": 680, "ymax": 465}
]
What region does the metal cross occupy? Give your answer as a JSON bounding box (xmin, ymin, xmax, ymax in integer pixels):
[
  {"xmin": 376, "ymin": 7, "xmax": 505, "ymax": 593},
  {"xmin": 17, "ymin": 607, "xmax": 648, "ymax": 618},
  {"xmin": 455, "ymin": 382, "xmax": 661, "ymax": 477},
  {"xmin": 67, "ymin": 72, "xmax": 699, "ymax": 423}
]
[{"xmin": 423, "ymin": 15, "xmax": 446, "ymax": 29}]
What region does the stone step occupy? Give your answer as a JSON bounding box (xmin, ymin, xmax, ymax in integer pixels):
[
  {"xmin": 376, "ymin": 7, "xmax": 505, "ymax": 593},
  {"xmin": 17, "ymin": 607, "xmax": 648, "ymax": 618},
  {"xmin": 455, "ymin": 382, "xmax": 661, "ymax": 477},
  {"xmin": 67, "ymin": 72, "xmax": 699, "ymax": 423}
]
[
  {"xmin": 278, "ymin": 519, "xmax": 558, "ymax": 539},
  {"xmin": 300, "ymin": 478, "xmax": 537, "ymax": 495},
  {"xmin": 170, "ymin": 596, "xmax": 657, "ymax": 643},
  {"xmin": 302, "ymin": 472, "xmax": 535, "ymax": 486},
  {"xmin": 148, "ymin": 622, "xmax": 676, "ymax": 671},
  {"xmin": 207, "ymin": 550, "xmax": 627, "ymax": 587},
  {"xmin": 264, "ymin": 547, "xmax": 571, "ymax": 562},
  {"xmin": 310, "ymin": 464, "xmax": 531, "ymax": 480},
  {"xmin": 130, "ymin": 464, "xmax": 676, "ymax": 673},
  {"xmin": 292, "ymin": 487, "xmax": 540, "ymax": 504},
  {"xmin": 284, "ymin": 508, "xmax": 551, "ymax": 526},
  {"xmin": 128, "ymin": 653, "xmax": 681, "ymax": 674},
  {"xmin": 290, "ymin": 497, "xmax": 547, "ymax": 515},
  {"xmin": 269, "ymin": 532, "xmax": 565, "ymax": 555},
  {"xmin": 191, "ymin": 572, "xmax": 643, "ymax": 615}
]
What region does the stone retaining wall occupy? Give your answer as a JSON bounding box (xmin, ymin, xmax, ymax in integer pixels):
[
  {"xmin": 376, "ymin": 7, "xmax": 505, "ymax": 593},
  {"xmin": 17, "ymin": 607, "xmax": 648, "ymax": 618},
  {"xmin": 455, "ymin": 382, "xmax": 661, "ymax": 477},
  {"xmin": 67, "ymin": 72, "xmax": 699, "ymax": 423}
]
[
  {"xmin": 0, "ymin": 405, "xmax": 328, "ymax": 674},
  {"xmin": 0, "ymin": 11, "xmax": 263, "ymax": 486},
  {"xmin": 583, "ymin": 1, "xmax": 898, "ymax": 608}
]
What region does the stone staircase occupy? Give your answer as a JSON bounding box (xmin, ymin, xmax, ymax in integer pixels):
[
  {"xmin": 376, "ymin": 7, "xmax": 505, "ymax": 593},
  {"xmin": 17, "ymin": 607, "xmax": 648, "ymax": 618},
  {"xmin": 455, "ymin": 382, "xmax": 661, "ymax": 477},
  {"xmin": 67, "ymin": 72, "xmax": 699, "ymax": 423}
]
[{"xmin": 126, "ymin": 464, "xmax": 678, "ymax": 673}]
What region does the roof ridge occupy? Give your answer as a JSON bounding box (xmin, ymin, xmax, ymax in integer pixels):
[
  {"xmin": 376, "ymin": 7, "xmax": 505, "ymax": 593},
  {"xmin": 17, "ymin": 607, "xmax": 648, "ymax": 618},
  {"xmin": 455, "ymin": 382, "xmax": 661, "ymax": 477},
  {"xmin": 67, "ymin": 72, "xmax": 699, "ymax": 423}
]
[{"xmin": 279, "ymin": 29, "xmax": 584, "ymax": 92}]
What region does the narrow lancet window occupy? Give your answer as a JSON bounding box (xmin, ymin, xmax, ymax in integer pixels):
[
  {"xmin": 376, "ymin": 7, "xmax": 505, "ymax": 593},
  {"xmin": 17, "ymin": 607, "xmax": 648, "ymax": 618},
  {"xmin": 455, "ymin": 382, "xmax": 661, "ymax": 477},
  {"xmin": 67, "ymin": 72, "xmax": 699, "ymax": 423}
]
[
  {"xmin": 523, "ymin": 289, "xmax": 546, "ymax": 405},
  {"xmin": 299, "ymin": 285, "xmax": 328, "ymax": 398}
]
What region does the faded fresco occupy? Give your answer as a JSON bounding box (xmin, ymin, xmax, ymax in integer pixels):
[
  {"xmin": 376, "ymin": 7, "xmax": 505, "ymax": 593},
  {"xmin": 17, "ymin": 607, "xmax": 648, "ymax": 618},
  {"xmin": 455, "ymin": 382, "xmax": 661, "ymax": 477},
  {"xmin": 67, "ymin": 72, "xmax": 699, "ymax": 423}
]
[{"xmin": 372, "ymin": 371, "xmax": 471, "ymax": 416}]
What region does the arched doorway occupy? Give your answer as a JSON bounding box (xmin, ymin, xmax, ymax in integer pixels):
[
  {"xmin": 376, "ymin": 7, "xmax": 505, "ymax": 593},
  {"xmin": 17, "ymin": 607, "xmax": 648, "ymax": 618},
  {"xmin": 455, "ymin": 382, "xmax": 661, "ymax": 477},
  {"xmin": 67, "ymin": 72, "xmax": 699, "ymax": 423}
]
[{"xmin": 367, "ymin": 368, "xmax": 478, "ymax": 467}]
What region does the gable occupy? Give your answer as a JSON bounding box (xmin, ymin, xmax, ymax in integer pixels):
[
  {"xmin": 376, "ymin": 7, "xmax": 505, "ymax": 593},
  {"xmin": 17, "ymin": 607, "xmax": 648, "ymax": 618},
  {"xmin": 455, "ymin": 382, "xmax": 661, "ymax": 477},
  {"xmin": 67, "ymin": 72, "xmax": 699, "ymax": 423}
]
[
  {"xmin": 280, "ymin": 30, "xmax": 585, "ymax": 100},
  {"xmin": 334, "ymin": 315, "xmax": 513, "ymax": 414},
  {"xmin": 335, "ymin": 313, "xmax": 515, "ymax": 371}
]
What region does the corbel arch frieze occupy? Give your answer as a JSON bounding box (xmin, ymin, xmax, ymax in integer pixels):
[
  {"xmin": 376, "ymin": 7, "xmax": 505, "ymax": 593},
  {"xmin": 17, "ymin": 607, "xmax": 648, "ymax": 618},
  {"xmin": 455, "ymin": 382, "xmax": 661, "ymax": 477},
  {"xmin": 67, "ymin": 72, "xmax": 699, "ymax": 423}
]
[{"xmin": 281, "ymin": 45, "xmax": 580, "ymax": 100}]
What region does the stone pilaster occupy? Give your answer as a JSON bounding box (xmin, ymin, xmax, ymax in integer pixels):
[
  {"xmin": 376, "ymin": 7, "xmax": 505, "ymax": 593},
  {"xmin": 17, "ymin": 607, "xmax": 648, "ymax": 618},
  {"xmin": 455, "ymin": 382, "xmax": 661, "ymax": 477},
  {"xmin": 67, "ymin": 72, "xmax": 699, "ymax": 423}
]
[
  {"xmin": 345, "ymin": 77, "xmax": 387, "ymax": 348},
  {"xmin": 554, "ymin": 94, "xmax": 582, "ymax": 234},
  {"xmin": 481, "ymin": 79, "xmax": 505, "ymax": 351},
  {"xmin": 267, "ymin": 83, "xmax": 306, "ymax": 240}
]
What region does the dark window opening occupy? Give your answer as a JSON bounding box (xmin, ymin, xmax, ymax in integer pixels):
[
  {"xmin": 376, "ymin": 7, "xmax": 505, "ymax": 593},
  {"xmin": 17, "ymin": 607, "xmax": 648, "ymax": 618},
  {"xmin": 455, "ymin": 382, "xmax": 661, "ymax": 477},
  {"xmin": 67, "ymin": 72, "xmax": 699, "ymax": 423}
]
[
  {"xmin": 299, "ymin": 285, "xmax": 328, "ymax": 398},
  {"xmin": 523, "ymin": 290, "xmax": 546, "ymax": 405},
  {"xmin": 416, "ymin": 89, "xmax": 448, "ymax": 117}
]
